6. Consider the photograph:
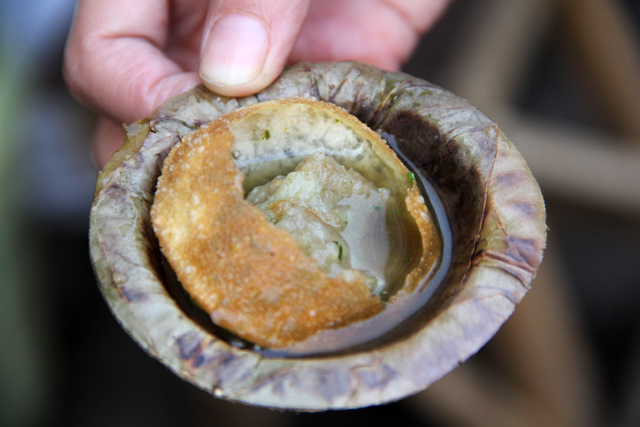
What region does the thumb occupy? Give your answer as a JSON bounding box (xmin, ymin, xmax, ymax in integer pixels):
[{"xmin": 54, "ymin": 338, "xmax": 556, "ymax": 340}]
[{"xmin": 200, "ymin": 0, "xmax": 310, "ymax": 97}]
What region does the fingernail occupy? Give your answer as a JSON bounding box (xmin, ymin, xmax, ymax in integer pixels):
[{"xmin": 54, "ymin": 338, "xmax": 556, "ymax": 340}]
[{"xmin": 200, "ymin": 14, "xmax": 269, "ymax": 87}]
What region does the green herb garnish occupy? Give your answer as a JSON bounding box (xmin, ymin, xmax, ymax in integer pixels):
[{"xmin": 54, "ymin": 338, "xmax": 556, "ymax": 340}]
[
  {"xmin": 334, "ymin": 241, "xmax": 343, "ymax": 261},
  {"xmin": 374, "ymin": 206, "xmax": 382, "ymax": 212},
  {"xmin": 407, "ymin": 172, "xmax": 416, "ymax": 186},
  {"xmin": 262, "ymin": 129, "xmax": 270, "ymax": 140}
]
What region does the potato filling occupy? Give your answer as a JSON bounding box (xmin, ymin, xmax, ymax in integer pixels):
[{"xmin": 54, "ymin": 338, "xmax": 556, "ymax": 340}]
[{"xmin": 246, "ymin": 152, "xmax": 391, "ymax": 295}]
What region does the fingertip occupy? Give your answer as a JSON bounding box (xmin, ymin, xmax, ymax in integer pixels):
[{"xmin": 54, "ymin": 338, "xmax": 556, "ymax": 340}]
[
  {"xmin": 199, "ymin": 14, "xmax": 269, "ymax": 93},
  {"xmin": 199, "ymin": 0, "xmax": 310, "ymax": 97}
]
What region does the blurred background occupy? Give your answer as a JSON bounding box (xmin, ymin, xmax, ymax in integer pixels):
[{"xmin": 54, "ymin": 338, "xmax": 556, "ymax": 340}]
[{"xmin": 1, "ymin": 0, "xmax": 639, "ymax": 426}]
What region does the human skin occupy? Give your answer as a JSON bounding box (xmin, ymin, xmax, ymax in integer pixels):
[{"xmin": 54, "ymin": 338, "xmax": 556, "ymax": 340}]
[{"xmin": 64, "ymin": 0, "xmax": 451, "ymax": 167}]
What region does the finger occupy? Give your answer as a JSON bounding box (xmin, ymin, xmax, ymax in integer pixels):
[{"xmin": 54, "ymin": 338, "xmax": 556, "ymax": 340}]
[
  {"xmin": 64, "ymin": 0, "xmax": 202, "ymax": 124},
  {"xmin": 289, "ymin": 0, "xmax": 452, "ymax": 70},
  {"xmin": 382, "ymin": 0, "xmax": 453, "ymax": 33},
  {"xmin": 199, "ymin": 0, "xmax": 310, "ymax": 97},
  {"xmin": 91, "ymin": 117, "xmax": 127, "ymax": 168}
]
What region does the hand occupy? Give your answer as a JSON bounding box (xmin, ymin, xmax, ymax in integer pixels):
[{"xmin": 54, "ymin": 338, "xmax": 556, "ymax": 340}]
[{"xmin": 64, "ymin": 0, "xmax": 451, "ymax": 167}]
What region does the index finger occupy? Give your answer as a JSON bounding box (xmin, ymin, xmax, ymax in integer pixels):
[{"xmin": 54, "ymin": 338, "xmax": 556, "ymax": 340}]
[{"xmin": 64, "ymin": 0, "xmax": 201, "ymax": 124}]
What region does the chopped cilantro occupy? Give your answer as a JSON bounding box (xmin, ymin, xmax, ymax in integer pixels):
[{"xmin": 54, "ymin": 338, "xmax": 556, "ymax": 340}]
[
  {"xmin": 262, "ymin": 129, "xmax": 270, "ymax": 140},
  {"xmin": 374, "ymin": 206, "xmax": 382, "ymax": 212},
  {"xmin": 407, "ymin": 172, "xmax": 416, "ymax": 186},
  {"xmin": 334, "ymin": 241, "xmax": 343, "ymax": 261}
]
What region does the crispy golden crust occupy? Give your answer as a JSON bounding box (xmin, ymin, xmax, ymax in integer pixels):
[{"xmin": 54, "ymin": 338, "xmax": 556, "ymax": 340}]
[
  {"xmin": 151, "ymin": 99, "xmax": 389, "ymax": 348},
  {"xmin": 404, "ymin": 185, "xmax": 441, "ymax": 293}
]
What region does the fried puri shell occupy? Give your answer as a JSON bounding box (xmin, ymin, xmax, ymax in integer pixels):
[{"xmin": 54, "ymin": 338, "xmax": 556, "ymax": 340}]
[{"xmin": 151, "ymin": 98, "xmax": 438, "ymax": 349}]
